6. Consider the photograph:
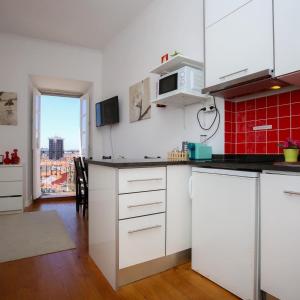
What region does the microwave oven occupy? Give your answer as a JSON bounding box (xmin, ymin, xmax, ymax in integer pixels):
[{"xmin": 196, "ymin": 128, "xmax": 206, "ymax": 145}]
[{"xmin": 157, "ymin": 66, "xmax": 204, "ymax": 100}]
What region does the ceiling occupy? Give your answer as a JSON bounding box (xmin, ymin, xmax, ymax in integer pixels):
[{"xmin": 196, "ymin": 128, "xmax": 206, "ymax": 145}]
[{"xmin": 0, "ymin": 0, "xmax": 152, "ymax": 50}]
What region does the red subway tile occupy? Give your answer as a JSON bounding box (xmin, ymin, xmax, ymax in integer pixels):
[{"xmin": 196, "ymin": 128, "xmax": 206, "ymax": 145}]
[
  {"xmin": 237, "ymin": 133, "xmax": 246, "ymax": 143},
  {"xmin": 267, "ymin": 142, "xmax": 279, "ymax": 154},
  {"xmin": 225, "ymin": 101, "xmax": 232, "ymax": 112},
  {"xmin": 291, "ymin": 116, "xmax": 300, "ymax": 128},
  {"xmin": 279, "ymin": 92, "xmax": 290, "ymax": 105},
  {"xmin": 256, "ymin": 108, "xmax": 267, "ymax": 120},
  {"xmin": 237, "ymin": 111, "xmax": 246, "ymax": 122},
  {"xmin": 236, "ymin": 101, "xmax": 246, "ymax": 112},
  {"xmin": 225, "ymin": 111, "xmax": 232, "ymax": 122},
  {"xmin": 225, "ymin": 132, "xmax": 232, "ymax": 143},
  {"xmin": 225, "ymin": 122, "xmax": 232, "ymax": 133},
  {"xmin": 246, "ymin": 121, "xmax": 256, "ymax": 132},
  {"xmin": 279, "ymin": 117, "xmax": 291, "ymax": 129},
  {"xmin": 292, "ymin": 128, "xmax": 300, "ymax": 140},
  {"xmin": 256, "ymin": 131, "xmax": 267, "ymax": 142},
  {"xmin": 256, "ymin": 143, "xmax": 267, "ymax": 154},
  {"xmin": 245, "ymin": 99, "xmax": 255, "ymax": 110},
  {"xmin": 267, "ymin": 95, "xmax": 278, "ymax": 107},
  {"xmin": 232, "ymin": 122, "xmax": 236, "ymax": 133},
  {"xmin": 246, "ymin": 132, "xmax": 255, "ymax": 143},
  {"xmin": 246, "ymin": 110, "xmax": 255, "ymax": 121},
  {"xmin": 256, "ymin": 119, "xmax": 267, "ymax": 126},
  {"xmin": 267, "ymin": 118, "xmax": 278, "ymax": 130},
  {"xmin": 225, "ymin": 143, "xmax": 233, "ymax": 154},
  {"xmin": 237, "ymin": 122, "xmax": 246, "ymax": 133},
  {"xmin": 291, "ymin": 90, "xmax": 300, "ymax": 102},
  {"xmin": 237, "ymin": 143, "xmax": 246, "ymax": 154},
  {"xmin": 256, "ymin": 97, "xmax": 267, "ymax": 109},
  {"xmin": 267, "ymin": 130, "xmax": 278, "ymax": 142},
  {"xmin": 267, "ymin": 106, "xmax": 278, "ymax": 119},
  {"xmin": 279, "ymin": 104, "xmax": 291, "ymax": 117},
  {"xmin": 291, "ymin": 102, "xmax": 300, "ymax": 115},
  {"xmin": 246, "ymin": 143, "xmax": 256, "ymax": 154},
  {"xmin": 279, "ymin": 129, "xmax": 290, "ymax": 141}
]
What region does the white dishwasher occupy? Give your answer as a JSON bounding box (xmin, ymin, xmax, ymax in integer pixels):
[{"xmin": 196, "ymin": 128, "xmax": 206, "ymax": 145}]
[{"xmin": 190, "ymin": 168, "xmax": 260, "ymax": 300}]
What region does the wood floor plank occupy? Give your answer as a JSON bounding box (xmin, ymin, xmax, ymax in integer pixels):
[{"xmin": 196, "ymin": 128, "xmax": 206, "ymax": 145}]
[{"xmin": 0, "ymin": 198, "xmax": 240, "ymax": 300}]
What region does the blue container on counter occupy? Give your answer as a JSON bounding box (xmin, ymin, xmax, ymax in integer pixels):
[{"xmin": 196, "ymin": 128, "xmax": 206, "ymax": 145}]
[{"xmin": 188, "ymin": 143, "xmax": 212, "ymax": 160}]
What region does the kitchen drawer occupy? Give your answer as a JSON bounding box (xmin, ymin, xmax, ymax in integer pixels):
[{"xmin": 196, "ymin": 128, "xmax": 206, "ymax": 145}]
[
  {"xmin": 119, "ymin": 190, "xmax": 165, "ymax": 220},
  {"xmin": 119, "ymin": 213, "xmax": 165, "ymax": 269},
  {"xmin": 0, "ymin": 196, "xmax": 23, "ymax": 212},
  {"xmin": 0, "ymin": 166, "xmax": 22, "ymax": 182},
  {"xmin": 0, "ymin": 181, "xmax": 22, "ymax": 197},
  {"xmin": 118, "ymin": 167, "xmax": 166, "ymax": 194}
]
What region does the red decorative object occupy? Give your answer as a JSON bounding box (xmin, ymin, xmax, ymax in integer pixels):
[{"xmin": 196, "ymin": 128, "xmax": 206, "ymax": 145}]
[
  {"xmin": 224, "ymin": 89, "xmax": 300, "ymax": 154},
  {"xmin": 12, "ymin": 149, "xmax": 20, "ymax": 164},
  {"xmin": 161, "ymin": 53, "xmax": 169, "ymax": 64},
  {"xmin": 3, "ymin": 151, "xmax": 11, "ymax": 164}
]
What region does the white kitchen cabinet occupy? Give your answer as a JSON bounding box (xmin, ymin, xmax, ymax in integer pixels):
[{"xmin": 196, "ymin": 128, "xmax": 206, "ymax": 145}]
[
  {"xmin": 274, "ymin": 0, "xmax": 300, "ymax": 79},
  {"xmin": 119, "ymin": 213, "xmax": 165, "ymax": 269},
  {"xmin": 261, "ymin": 172, "xmax": 300, "ymax": 300},
  {"xmin": 191, "ymin": 168, "xmax": 259, "ymax": 300},
  {"xmin": 205, "ymin": 0, "xmax": 273, "ymax": 87},
  {"xmin": 205, "ymin": 0, "xmax": 251, "ymax": 28},
  {"xmin": 0, "ymin": 165, "xmax": 23, "ymax": 213},
  {"xmin": 166, "ymin": 165, "xmax": 191, "ymax": 255}
]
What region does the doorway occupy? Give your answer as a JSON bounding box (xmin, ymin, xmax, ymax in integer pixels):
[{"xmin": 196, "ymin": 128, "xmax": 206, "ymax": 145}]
[{"xmin": 32, "ymin": 89, "xmax": 89, "ymax": 199}]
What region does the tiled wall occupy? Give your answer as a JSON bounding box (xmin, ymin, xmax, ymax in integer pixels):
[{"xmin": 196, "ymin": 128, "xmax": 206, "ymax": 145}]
[{"xmin": 225, "ymin": 89, "xmax": 300, "ymax": 154}]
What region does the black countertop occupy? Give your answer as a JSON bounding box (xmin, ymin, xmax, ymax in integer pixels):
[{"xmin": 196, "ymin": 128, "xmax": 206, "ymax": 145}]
[{"xmin": 87, "ymin": 155, "xmax": 300, "ymax": 173}]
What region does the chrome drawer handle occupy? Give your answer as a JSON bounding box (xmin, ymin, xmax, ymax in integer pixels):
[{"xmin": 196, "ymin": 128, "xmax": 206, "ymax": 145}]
[
  {"xmin": 128, "ymin": 224, "xmax": 162, "ymax": 234},
  {"xmin": 284, "ymin": 190, "xmax": 300, "ymax": 196},
  {"xmin": 127, "ymin": 178, "xmax": 163, "ymax": 183},
  {"xmin": 219, "ymin": 68, "xmax": 248, "ymax": 79},
  {"xmin": 127, "ymin": 201, "xmax": 163, "ymax": 208}
]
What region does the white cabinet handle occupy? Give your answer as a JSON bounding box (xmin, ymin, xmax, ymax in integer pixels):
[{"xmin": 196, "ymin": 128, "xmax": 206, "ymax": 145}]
[
  {"xmin": 284, "ymin": 190, "xmax": 300, "ymax": 196},
  {"xmin": 128, "ymin": 224, "xmax": 162, "ymax": 234},
  {"xmin": 127, "ymin": 178, "xmax": 163, "ymax": 183},
  {"xmin": 127, "ymin": 201, "xmax": 163, "ymax": 208},
  {"xmin": 219, "ymin": 68, "xmax": 248, "ymax": 80},
  {"xmin": 188, "ymin": 176, "xmax": 193, "ymax": 199}
]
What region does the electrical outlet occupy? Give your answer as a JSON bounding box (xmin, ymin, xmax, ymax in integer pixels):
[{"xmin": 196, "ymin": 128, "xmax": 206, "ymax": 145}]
[{"xmin": 204, "ymin": 105, "xmax": 216, "ymax": 113}]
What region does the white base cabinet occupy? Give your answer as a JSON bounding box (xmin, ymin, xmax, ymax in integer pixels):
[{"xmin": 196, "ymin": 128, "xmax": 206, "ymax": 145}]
[
  {"xmin": 191, "ymin": 168, "xmax": 259, "ymax": 300},
  {"xmin": 0, "ymin": 165, "xmax": 23, "ymax": 213},
  {"xmin": 261, "ymin": 172, "xmax": 300, "ymax": 300}
]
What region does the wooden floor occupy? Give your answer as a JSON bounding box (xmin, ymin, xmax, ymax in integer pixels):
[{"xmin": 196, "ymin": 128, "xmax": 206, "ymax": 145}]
[{"xmin": 0, "ymin": 198, "xmax": 239, "ymax": 300}]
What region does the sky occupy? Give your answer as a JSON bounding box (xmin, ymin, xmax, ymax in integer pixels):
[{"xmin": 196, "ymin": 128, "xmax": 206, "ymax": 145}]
[{"xmin": 41, "ymin": 95, "xmax": 80, "ymax": 150}]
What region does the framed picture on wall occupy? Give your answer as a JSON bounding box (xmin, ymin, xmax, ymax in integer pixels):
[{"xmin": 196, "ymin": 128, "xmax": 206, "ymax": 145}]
[
  {"xmin": 0, "ymin": 91, "xmax": 18, "ymax": 126},
  {"xmin": 129, "ymin": 78, "xmax": 151, "ymax": 123}
]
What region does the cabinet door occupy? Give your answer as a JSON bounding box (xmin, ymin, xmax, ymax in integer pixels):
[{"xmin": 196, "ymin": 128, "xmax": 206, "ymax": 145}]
[
  {"xmin": 166, "ymin": 166, "xmax": 191, "ymax": 255},
  {"xmin": 205, "ymin": 0, "xmax": 251, "ymax": 28},
  {"xmin": 261, "ymin": 173, "xmax": 300, "ymax": 300},
  {"xmin": 205, "ymin": 0, "xmax": 273, "ymax": 87},
  {"xmin": 274, "ymin": 0, "xmax": 300, "ymax": 77},
  {"xmin": 192, "ymin": 171, "xmax": 258, "ymax": 300}
]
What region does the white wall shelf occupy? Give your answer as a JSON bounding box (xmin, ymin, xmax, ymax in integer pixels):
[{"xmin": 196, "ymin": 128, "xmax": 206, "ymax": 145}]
[
  {"xmin": 151, "ymin": 55, "xmax": 204, "ymax": 75},
  {"xmin": 152, "ymin": 91, "xmax": 209, "ymax": 107}
]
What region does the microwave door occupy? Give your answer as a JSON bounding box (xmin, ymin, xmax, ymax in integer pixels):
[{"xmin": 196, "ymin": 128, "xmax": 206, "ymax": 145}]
[{"xmin": 159, "ymin": 73, "xmax": 178, "ymax": 95}]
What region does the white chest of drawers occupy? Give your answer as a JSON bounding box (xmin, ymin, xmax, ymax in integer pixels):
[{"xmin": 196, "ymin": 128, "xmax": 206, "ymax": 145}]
[{"xmin": 0, "ymin": 165, "xmax": 23, "ymax": 213}]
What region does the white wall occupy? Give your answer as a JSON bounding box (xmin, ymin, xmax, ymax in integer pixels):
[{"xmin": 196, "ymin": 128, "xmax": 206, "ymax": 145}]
[
  {"xmin": 0, "ymin": 33, "xmax": 103, "ymax": 205},
  {"xmin": 99, "ymin": 0, "xmax": 224, "ymax": 160}
]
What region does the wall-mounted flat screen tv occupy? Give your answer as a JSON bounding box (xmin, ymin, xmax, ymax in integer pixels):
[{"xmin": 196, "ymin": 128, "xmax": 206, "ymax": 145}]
[{"xmin": 96, "ymin": 96, "xmax": 119, "ymax": 127}]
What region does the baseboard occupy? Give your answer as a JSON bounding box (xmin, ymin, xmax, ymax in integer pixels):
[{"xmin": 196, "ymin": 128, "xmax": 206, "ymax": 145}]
[{"xmin": 117, "ymin": 249, "xmax": 191, "ymax": 288}]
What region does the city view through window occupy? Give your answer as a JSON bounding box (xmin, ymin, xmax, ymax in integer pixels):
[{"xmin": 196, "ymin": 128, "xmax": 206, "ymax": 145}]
[{"xmin": 40, "ymin": 95, "xmax": 81, "ymax": 195}]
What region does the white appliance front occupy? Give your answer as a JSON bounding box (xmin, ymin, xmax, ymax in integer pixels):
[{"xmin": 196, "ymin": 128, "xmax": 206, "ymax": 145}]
[{"xmin": 191, "ymin": 168, "xmax": 259, "ymax": 300}]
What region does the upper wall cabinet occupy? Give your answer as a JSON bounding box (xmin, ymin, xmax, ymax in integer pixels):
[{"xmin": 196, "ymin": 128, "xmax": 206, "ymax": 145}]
[
  {"xmin": 205, "ymin": 0, "xmax": 251, "ymax": 28},
  {"xmin": 205, "ymin": 0, "xmax": 274, "ymax": 88},
  {"xmin": 274, "ymin": 0, "xmax": 300, "ymax": 79}
]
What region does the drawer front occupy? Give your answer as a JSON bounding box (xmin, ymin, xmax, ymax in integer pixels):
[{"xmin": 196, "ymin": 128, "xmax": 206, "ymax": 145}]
[
  {"xmin": 119, "ymin": 190, "xmax": 165, "ymax": 220},
  {"xmin": 0, "ymin": 196, "xmax": 23, "ymax": 212},
  {"xmin": 0, "ymin": 181, "xmax": 23, "ymax": 197},
  {"xmin": 0, "ymin": 166, "xmax": 23, "ymax": 182},
  {"xmin": 119, "ymin": 167, "xmax": 166, "ymax": 194},
  {"xmin": 119, "ymin": 213, "xmax": 165, "ymax": 269}
]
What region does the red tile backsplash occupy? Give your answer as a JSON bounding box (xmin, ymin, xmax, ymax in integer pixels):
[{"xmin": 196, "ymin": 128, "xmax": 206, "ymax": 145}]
[{"xmin": 224, "ymin": 89, "xmax": 300, "ymax": 154}]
